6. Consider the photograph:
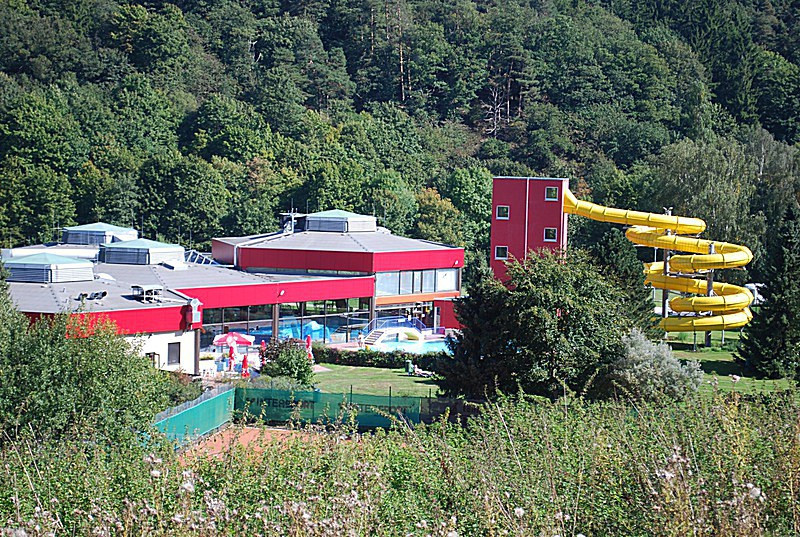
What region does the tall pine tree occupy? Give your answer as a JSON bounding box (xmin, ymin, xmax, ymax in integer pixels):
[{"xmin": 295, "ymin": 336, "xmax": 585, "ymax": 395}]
[{"xmin": 737, "ymin": 202, "xmax": 800, "ymax": 379}]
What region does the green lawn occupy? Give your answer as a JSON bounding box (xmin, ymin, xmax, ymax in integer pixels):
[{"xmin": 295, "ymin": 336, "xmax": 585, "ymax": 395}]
[
  {"xmin": 313, "ymin": 363, "xmax": 439, "ymax": 397},
  {"xmin": 671, "ymin": 336, "xmax": 796, "ymax": 395}
]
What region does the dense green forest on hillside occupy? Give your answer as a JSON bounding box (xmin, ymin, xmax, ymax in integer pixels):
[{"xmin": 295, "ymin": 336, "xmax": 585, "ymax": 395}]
[{"xmin": 0, "ymin": 0, "xmax": 799, "ymax": 284}]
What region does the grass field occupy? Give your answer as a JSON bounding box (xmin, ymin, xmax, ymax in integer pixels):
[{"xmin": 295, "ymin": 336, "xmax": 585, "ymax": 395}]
[{"xmin": 313, "ymin": 363, "xmax": 438, "ymax": 397}]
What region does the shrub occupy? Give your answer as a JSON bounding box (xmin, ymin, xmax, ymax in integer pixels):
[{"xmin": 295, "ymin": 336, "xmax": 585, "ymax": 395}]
[
  {"xmin": 261, "ymin": 339, "xmax": 314, "ymax": 387},
  {"xmin": 313, "ymin": 344, "xmax": 444, "ymax": 371},
  {"xmin": 604, "ymin": 329, "xmax": 703, "ymax": 401}
]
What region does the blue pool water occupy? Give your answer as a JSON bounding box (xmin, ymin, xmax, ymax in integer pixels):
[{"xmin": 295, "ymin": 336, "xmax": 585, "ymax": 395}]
[{"xmin": 371, "ymin": 339, "xmax": 452, "ymax": 354}]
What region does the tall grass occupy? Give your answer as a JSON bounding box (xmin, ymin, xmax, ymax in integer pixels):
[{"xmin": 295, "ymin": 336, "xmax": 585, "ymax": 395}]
[{"xmin": 2, "ymin": 387, "xmax": 799, "ymax": 536}]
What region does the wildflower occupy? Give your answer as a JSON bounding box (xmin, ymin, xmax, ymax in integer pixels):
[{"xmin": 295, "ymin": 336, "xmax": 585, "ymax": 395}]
[
  {"xmin": 514, "ymin": 507, "xmax": 525, "ymax": 518},
  {"xmin": 150, "ymin": 469, "xmax": 162, "ymax": 478},
  {"xmin": 656, "ymin": 469, "xmax": 676, "ymax": 481},
  {"xmin": 731, "ymin": 375, "xmax": 741, "ymax": 383},
  {"xmin": 446, "ymin": 531, "xmax": 458, "ymax": 537},
  {"xmin": 180, "ymin": 480, "xmax": 195, "ymax": 494},
  {"xmin": 748, "ymin": 486, "xmax": 764, "ymax": 501}
]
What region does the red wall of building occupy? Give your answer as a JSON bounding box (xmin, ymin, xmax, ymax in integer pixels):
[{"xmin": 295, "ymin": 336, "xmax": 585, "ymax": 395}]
[
  {"xmin": 373, "ymin": 249, "xmax": 464, "ymax": 272},
  {"xmin": 238, "ymin": 248, "xmax": 375, "ymax": 273},
  {"xmin": 490, "ymin": 177, "xmax": 569, "ymax": 280},
  {"xmin": 434, "ymin": 299, "xmax": 461, "ymax": 330},
  {"xmin": 211, "ymin": 239, "xmax": 236, "ymax": 265}
]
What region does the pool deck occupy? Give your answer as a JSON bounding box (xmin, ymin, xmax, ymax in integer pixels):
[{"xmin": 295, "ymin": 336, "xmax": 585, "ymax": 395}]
[{"xmin": 328, "ymin": 333, "xmax": 449, "ymax": 352}]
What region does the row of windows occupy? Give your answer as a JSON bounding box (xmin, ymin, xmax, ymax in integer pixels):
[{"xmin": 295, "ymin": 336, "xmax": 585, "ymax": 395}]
[
  {"xmin": 495, "ymin": 186, "xmax": 559, "ymax": 220},
  {"xmin": 375, "ymin": 268, "xmax": 460, "ymax": 297},
  {"xmin": 494, "ymin": 228, "xmax": 558, "ymax": 260}
]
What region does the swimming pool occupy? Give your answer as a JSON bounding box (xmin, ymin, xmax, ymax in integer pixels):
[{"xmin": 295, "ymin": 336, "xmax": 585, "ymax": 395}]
[{"xmin": 371, "ymin": 338, "xmax": 452, "ymax": 354}]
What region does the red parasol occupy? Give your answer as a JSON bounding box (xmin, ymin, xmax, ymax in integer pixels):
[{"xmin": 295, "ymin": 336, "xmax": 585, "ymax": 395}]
[{"xmin": 213, "ymin": 332, "xmax": 255, "ymax": 347}]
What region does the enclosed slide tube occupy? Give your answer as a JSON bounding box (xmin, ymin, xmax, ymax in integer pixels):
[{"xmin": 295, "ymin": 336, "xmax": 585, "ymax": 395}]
[{"xmin": 562, "ymin": 189, "xmax": 753, "ymax": 332}]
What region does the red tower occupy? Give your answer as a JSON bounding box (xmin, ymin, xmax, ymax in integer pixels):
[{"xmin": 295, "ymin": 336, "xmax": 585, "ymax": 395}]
[{"xmin": 490, "ymin": 176, "xmax": 569, "ymax": 280}]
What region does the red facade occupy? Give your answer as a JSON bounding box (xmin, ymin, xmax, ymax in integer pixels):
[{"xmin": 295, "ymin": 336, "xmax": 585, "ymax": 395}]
[
  {"xmin": 490, "ymin": 177, "xmax": 569, "ymax": 280},
  {"xmin": 236, "ymin": 246, "xmax": 464, "ymax": 274}
]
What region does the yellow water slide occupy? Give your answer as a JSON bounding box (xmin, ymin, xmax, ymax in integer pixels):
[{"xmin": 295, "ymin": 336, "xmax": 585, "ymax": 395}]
[{"xmin": 562, "ymin": 189, "xmax": 753, "ymax": 332}]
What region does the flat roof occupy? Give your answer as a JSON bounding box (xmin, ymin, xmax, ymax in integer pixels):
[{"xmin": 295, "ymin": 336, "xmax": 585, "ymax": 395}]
[
  {"xmin": 8, "ymin": 278, "xmax": 189, "ymax": 314},
  {"xmin": 494, "ymin": 176, "xmax": 570, "ymax": 182},
  {"xmin": 63, "ymin": 222, "xmax": 137, "ymax": 233},
  {"xmin": 101, "ymin": 238, "xmax": 183, "ymax": 250},
  {"xmin": 219, "ymin": 230, "xmax": 459, "ymax": 253},
  {"xmin": 6, "ymin": 253, "xmax": 93, "ymax": 266}
]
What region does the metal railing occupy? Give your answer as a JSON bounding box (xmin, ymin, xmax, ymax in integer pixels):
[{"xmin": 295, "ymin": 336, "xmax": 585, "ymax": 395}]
[{"xmin": 364, "ymin": 316, "xmax": 426, "ymax": 334}]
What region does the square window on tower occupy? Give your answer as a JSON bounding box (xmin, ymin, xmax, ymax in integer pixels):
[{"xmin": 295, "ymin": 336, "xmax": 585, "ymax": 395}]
[
  {"xmin": 496, "ymin": 205, "xmax": 510, "ymax": 219},
  {"xmin": 544, "ymin": 228, "xmax": 558, "ymax": 242},
  {"xmin": 495, "ymin": 246, "xmax": 509, "ymax": 259},
  {"xmin": 545, "ymin": 186, "xmax": 559, "ymax": 201}
]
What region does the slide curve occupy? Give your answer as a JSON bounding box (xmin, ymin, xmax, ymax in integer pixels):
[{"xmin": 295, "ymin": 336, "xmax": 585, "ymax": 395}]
[{"xmin": 563, "ymin": 189, "xmax": 753, "ymax": 332}]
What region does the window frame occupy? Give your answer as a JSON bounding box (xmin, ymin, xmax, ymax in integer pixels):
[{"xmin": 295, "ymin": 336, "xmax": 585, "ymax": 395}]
[
  {"xmin": 543, "ymin": 227, "xmax": 558, "ymax": 243},
  {"xmin": 495, "ymin": 205, "xmax": 510, "ymax": 220},
  {"xmin": 544, "ymin": 186, "xmax": 559, "ymax": 201},
  {"xmin": 494, "ymin": 245, "xmax": 509, "ymax": 260}
]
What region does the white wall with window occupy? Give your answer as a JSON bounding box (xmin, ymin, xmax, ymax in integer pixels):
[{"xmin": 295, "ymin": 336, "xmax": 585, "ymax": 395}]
[
  {"xmin": 126, "ymin": 330, "xmax": 197, "ymax": 374},
  {"xmin": 375, "ymin": 268, "xmax": 460, "ymax": 296}
]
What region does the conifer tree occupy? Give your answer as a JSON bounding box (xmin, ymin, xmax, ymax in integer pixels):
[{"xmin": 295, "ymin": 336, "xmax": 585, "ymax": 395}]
[{"xmin": 737, "ymin": 202, "xmax": 800, "ymax": 379}]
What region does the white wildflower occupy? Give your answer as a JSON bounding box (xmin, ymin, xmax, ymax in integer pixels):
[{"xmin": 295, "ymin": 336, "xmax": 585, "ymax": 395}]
[
  {"xmin": 731, "ymin": 375, "xmax": 741, "ymax": 383},
  {"xmin": 150, "ymin": 469, "xmax": 162, "ymax": 478},
  {"xmin": 514, "ymin": 507, "xmax": 525, "ymax": 518}
]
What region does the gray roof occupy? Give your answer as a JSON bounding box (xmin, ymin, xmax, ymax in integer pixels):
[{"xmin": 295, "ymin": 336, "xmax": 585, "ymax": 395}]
[
  {"xmin": 101, "ymin": 238, "xmax": 183, "ymax": 250},
  {"xmin": 222, "ymin": 230, "xmax": 458, "ymax": 253},
  {"xmin": 8, "ymin": 278, "xmax": 189, "ymax": 314},
  {"xmin": 93, "ymin": 261, "xmax": 332, "ymax": 290},
  {"xmin": 5, "ymin": 253, "xmax": 93, "ymax": 267},
  {"xmin": 306, "ymin": 209, "xmax": 364, "ymax": 219},
  {"xmin": 63, "ymin": 222, "xmax": 137, "ymax": 233}
]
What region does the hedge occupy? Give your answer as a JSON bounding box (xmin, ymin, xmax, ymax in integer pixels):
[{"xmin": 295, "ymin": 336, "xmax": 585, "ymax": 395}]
[{"xmin": 313, "ymin": 344, "xmax": 445, "ymax": 371}]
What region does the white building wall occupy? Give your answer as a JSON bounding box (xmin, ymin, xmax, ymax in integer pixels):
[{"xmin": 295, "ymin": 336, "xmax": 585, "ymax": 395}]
[{"xmin": 125, "ymin": 330, "xmax": 197, "ymax": 374}]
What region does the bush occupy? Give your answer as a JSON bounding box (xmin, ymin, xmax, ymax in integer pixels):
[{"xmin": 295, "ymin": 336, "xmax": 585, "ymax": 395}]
[
  {"xmin": 313, "ymin": 344, "xmax": 444, "ymax": 371},
  {"xmin": 261, "ymin": 339, "xmax": 314, "ymax": 387},
  {"xmin": 604, "ymin": 329, "xmax": 703, "ymax": 401},
  {"xmin": 161, "ymin": 371, "xmax": 202, "ymax": 405}
]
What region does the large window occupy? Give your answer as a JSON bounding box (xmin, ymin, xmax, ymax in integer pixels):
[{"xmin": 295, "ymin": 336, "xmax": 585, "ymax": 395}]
[
  {"xmin": 400, "ymin": 271, "xmax": 413, "ymax": 294},
  {"xmin": 376, "ymin": 271, "xmax": 400, "ymax": 296},
  {"xmin": 436, "ymin": 268, "xmax": 458, "ymax": 291}
]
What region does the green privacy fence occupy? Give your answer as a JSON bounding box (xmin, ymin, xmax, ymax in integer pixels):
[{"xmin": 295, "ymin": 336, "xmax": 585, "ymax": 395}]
[
  {"xmin": 154, "ymin": 385, "xmax": 234, "ymax": 445},
  {"xmin": 153, "ymin": 385, "xmax": 480, "ymax": 446},
  {"xmin": 235, "ymin": 387, "xmax": 421, "ymax": 428}
]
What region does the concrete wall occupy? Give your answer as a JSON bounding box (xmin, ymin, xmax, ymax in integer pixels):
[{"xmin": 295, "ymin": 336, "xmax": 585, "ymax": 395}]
[{"xmin": 125, "ymin": 330, "xmax": 197, "ymax": 374}]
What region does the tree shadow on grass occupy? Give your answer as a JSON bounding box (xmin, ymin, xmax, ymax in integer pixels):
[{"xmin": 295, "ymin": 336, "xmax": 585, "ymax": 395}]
[{"xmin": 697, "ymin": 358, "xmax": 742, "ymax": 377}]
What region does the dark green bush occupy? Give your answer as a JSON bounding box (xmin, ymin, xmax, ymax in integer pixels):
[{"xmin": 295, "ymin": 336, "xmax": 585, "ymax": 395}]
[
  {"xmin": 313, "ymin": 343, "xmax": 444, "ymax": 371},
  {"xmin": 261, "ymin": 339, "xmax": 314, "ymax": 387}
]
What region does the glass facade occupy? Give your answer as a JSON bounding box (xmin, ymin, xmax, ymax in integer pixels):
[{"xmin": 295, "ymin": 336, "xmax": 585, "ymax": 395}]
[
  {"xmin": 376, "ymin": 268, "xmax": 460, "ymax": 296},
  {"xmin": 200, "ymin": 298, "xmax": 371, "ymax": 350}
]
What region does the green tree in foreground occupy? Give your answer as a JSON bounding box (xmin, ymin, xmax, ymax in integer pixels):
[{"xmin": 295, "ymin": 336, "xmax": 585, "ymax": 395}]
[
  {"xmin": 0, "ymin": 281, "xmax": 168, "ymax": 443},
  {"xmin": 261, "ymin": 339, "xmax": 314, "ymax": 387},
  {"xmin": 737, "ymin": 203, "xmax": 800, "ymax": 379},
  {"xmin": 437, "ymin": 251, "xmax": 630, "ymax": 400}
]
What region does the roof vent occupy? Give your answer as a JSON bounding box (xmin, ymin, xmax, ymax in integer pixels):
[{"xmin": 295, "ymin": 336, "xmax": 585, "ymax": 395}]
[
  {"xmin": 131, "ymin": 284, "xmax": 164, "ymax": 303},
  {"xmin": 161, "ymin": 260, "xmax": 188, "ymax": 271}
]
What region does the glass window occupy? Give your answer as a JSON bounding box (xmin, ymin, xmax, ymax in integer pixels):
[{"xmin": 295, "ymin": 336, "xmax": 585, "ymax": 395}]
[
  {"xmin": 413, "ymin": 271, "xmax": 423, "ymax": 293},
  {"xmin": 544, "ymin": 228, "xmax": 558, "ymax": 242},
  {"xmin": 400, "ymin": 271, "xmax": 413, "ymax": 294},
  {"xmin": 545, "ymin": 186, "xmax": 559, "ymax": 201},
  {"xmin": 376, "ymin": 272, "xmax": 400, "ymax": 296},
  {"xmin": 280, "ymin": 302, "xmax": 303, "ymax": 318},
  {"xmin": 168, "ymin": 342, "xmax": 180, "ymax": 365},
  {"xmin": 495, "ymin": 246, "xmax": 509, "ymax": 260},
  {"xmin": 305, "ymin": 300, "xmax": 326, "ymax": 316},
  {"xmin": 496, "ymin": 205, "xmax": 510, "ymax": 219},
  {"xmin": 203, "ymin": 307, "xmax": 222, "ymax": 325},
  {"xmin": 436, "ymin": 268, "xmax": 458, "ymax": 291},
  {"xmin": 326, "ymin": 299, "xmax": 348, "ymax": 314},
  {"xmin": 422, "ymin": 269, "xmax": 436, "ymax": 293}
]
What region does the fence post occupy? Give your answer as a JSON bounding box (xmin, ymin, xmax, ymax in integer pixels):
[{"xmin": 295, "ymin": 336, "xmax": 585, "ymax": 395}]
[
  {"xmin": 389, "ymin": 386, "xmax": 392, "ymax": 416},
  {"xmin": 349, "ymin": 384, "xmax": 353, "ymax": 406}
]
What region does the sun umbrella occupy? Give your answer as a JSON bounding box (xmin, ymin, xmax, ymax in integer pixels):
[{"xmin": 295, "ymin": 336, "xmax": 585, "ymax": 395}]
[{"xmin": 213, "ymin": 332, "xmax": 255, "ymax": 347}]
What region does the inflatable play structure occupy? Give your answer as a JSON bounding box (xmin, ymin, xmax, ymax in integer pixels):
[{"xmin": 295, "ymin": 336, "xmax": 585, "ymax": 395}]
[{"xmin": 490, "ymin": 177, "xmax": 753, "ymax": 333}]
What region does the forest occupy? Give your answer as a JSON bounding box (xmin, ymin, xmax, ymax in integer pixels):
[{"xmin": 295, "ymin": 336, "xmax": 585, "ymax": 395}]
[{"xmin": 0, "ymin": 0, "xmax": 799, "ymax": 287}]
